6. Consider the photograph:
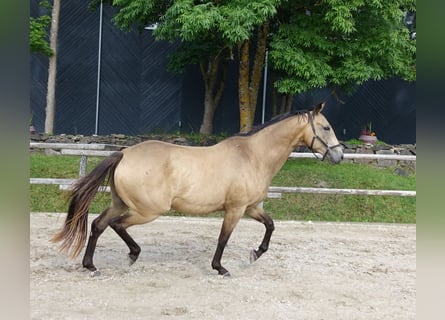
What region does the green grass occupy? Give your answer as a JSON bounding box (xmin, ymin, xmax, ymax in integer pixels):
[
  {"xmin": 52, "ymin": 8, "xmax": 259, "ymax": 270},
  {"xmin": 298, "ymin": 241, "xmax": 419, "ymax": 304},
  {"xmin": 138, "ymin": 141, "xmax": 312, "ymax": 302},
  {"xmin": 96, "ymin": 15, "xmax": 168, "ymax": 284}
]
[
  {"xmin": 265, "ymin": 159, "xmax": 415, "ymax": 223},
  {"xmin": 30, "ymin": 153, "xmax": 415, "ymax": 223},
  {"xmin": 343, "ymin": 138, "xmax": 387, "ymax": 146}
]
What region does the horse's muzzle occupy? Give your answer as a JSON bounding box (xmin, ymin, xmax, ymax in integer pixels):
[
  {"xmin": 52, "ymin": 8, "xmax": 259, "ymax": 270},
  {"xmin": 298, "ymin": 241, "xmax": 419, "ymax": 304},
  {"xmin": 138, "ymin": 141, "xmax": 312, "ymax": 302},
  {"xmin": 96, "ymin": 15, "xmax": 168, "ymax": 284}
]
[{"xmin": 326, "ymin": 147, "xmax": 343, "ymax": 164}]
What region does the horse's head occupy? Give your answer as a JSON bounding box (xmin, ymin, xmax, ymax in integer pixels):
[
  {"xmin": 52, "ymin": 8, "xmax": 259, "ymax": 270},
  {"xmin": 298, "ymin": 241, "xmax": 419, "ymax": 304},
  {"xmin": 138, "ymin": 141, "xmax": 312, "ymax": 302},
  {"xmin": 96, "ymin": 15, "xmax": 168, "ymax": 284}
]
[{"xmin": 304, "ymin": 102, "xmax": 343, "ymax": 164}]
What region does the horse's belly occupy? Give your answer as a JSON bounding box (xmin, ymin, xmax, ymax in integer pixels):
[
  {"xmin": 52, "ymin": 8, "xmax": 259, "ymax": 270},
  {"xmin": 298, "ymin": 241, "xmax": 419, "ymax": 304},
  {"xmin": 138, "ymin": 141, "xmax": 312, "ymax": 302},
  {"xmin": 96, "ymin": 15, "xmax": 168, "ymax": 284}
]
[{"xmin": 170, "ymin": 196, "xmax": 224, "ymax": 215}]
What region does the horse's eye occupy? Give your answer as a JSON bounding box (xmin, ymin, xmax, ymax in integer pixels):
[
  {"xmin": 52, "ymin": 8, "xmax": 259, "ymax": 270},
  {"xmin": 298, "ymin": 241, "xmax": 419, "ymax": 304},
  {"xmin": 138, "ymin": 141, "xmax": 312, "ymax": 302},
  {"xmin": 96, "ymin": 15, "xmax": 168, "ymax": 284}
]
[{"xmin": 323, "ymin": 126, "xmax": 330, "ymax": 131}]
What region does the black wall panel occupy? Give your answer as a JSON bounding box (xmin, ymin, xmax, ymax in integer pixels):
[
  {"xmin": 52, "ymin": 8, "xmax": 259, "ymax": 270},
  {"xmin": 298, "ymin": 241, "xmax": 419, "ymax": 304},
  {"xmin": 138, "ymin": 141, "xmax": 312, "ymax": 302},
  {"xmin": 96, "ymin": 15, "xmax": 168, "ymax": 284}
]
[{"xmin": 30, "ymin": 1, "xmax": 415, "ymax": 144}]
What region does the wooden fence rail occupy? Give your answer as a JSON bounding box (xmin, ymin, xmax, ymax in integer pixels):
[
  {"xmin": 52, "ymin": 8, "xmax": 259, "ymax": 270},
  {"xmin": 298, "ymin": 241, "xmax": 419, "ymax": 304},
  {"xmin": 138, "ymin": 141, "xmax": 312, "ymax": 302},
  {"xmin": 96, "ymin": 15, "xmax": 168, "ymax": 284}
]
[
  {"xmin": 30, "ymin": 143, "xmax": 416, "ymax": 198},
  {"xmin": 289, "ymin": 152, "xmax": 416, "ymax": 161}
]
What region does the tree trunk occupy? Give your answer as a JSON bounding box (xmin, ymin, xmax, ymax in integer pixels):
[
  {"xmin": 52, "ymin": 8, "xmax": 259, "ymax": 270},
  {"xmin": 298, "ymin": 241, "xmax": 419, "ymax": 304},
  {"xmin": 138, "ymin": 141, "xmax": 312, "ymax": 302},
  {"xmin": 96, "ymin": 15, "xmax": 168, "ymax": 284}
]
[
  {"xmin": 199, "ymin": 56, "xmax": 228, "ymax": 136},
  {"xmin": 249, "ymin": 22, "xmax": 269, "ymax": 122},
  {"xmin": 238, "ymin": 22, "xmax": 269, "ymax": 133},
  {"xmin": 273, "ymin": 90, "xmax": 294, "ymax": 117},
  {"xmin": 200, "ymin": 89, "xmax": 216, "ymax": 135},
  {"xmin": 44, "ymin": 0, "xmax": 61, "ymax": 134},
  {"xmin": 285, "ymin": 93, "xmax": 293, "ymax": 112},
  {"xmin": 238, "ymin": 40, "xmax": 251, "ymax": 133}
]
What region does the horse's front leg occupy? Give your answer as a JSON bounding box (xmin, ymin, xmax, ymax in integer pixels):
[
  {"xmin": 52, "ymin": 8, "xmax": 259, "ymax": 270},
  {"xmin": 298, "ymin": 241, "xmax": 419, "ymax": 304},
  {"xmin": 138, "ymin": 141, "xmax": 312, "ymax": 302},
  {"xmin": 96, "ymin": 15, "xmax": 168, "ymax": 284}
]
[
  {"xmin": 211, "ymin": 207, "xmax": 245, "ymax": 277},
  {"xmin": 246, "ymin": 205, "xmax": 275, "ymax": 263}
]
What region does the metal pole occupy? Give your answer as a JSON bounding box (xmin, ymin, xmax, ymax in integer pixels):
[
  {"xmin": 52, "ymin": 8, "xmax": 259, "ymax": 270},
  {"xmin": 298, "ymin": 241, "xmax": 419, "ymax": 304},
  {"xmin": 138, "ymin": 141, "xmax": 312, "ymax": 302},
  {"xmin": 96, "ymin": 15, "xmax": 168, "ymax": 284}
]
[
  {"xmin": 261, "ymin": 49, "xmax": 268, "ymax": 124},
  {"xmin": 94, "ymin": 1, "xmax": 104, "ymax": 136}
]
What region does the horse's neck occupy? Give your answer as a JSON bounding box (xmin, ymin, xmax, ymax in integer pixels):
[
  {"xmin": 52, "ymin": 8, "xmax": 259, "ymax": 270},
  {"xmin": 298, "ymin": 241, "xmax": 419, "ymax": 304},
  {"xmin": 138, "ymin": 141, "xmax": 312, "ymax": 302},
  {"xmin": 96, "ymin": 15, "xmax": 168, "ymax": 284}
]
[{"xmin": 250, "ymin": 116, "xmax": 307, "ymax": 178}]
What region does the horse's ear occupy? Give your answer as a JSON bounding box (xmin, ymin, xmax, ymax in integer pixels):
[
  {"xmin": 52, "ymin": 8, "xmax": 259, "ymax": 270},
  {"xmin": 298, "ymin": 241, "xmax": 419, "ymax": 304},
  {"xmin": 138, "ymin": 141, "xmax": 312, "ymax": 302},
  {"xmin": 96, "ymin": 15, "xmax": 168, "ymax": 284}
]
[{"xmin": 313, "ymin": 102, "xmax": 326, "ymax": 115}]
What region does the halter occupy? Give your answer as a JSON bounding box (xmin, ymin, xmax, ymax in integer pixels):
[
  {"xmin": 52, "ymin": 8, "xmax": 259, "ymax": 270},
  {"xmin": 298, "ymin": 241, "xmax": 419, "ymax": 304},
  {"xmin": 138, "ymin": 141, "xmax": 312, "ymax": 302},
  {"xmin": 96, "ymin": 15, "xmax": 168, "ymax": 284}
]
[{"xmin": 307, "ymin": 112, "xmax": 343, "ymax": 161}]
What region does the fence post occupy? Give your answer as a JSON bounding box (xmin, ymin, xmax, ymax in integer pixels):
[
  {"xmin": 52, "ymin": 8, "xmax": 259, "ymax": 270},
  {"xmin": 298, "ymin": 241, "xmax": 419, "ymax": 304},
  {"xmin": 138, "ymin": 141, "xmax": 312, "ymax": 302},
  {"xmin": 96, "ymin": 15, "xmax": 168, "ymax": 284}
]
[{"xmin": 79, "ymin": 155, "xmax": 88, "ymax": 177}]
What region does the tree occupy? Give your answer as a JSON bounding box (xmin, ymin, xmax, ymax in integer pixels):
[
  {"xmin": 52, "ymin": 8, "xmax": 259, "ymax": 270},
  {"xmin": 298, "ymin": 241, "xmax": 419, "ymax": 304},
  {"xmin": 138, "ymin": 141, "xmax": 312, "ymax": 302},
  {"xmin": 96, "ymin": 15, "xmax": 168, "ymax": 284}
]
[
  {"xmin": 30, "ymin": 1, "xmax": 53, "ymax": 131},
  {"xmin": 30, "ymin": 0, "xmax": 61, "ymax": 134},
  {"xmin": 104, "ymin": 0, "xmax": 280, "ymax": 135},
  {"xmin": 269, "ymin": 0, "xmax": 416, "ymax": 97},
  {"xmin": 44, "ymin": 0, "xmax": 61, "ymax": 134},
  {"xmin": 237, "ymin": 21, "xmax": 270, "ymax": 132},
  {"xmin": 107, "ymin": 0, "xmax": 230, "ymax": 135},
  {"xmin": 30, "ymin": 1, "xmax": 53, "ymax": 56},
  {"xmin": 161, "ymin": 34, "xmax": 232, "ymax": 136}
]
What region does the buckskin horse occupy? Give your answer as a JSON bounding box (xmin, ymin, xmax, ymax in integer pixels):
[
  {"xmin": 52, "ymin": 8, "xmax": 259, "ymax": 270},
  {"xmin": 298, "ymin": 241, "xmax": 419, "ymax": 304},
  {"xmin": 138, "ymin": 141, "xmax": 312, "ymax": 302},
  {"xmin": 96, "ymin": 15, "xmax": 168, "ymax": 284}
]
[{"xmin": 52, "ymin": 102, "xmax": 343, "ymax": 277}]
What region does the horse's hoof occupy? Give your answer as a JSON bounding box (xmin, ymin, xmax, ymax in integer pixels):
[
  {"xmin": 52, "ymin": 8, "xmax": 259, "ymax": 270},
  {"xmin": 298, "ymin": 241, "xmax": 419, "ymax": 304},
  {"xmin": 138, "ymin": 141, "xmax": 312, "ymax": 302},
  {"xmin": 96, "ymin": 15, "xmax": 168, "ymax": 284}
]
[
  {"xmin": 128, "ymin": 254, "xmax": 137, "ymax": 266},
  {"xmin": 222, "ymin": 271, "xmax": 231, "ymax": 278},
  {"xmin": 89, "ymin": 270, "xmax": 101, "ymax": 277},
  {"xmin": 250, "ymin": 249, "xmax": 258, "ymax": 263}
]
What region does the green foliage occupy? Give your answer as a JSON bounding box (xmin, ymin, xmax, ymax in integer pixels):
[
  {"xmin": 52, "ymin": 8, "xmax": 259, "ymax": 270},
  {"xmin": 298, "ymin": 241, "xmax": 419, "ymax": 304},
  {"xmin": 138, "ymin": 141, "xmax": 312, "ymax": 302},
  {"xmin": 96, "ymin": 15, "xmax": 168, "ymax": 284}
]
[
  {"xmin": 110, "ymin": 0, "xmax": 171, "ymax": 32},
  {"xmin": 108, "ymin": 0, "xmax": 280, "ymax": 44},
  {"xmin": 217, "ymin": 0, "xmax": 279, "ymax": 43},
  {"xmin": 270, "ymin": 0, "xmax": 416, "ymax": 94},
  {"xmin": 30, "ymin": 1, "xmax": 53, "ymax": 56},
  {"xmin": 167, "ymin": 33, "xmax": 229, "ymax": 73},
  {"xmin": 90, "ymin": 0, "xmax": 416, "ymax": 121},
  {"xmin": 149, "ymin": 0, "xmax": 280, "ymax": 44}
]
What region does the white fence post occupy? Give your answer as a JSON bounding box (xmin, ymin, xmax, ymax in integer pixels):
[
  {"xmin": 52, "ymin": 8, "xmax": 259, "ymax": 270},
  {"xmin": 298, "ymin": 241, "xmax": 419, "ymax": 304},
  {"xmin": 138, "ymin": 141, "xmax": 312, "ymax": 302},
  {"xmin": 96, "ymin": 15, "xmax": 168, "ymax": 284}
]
[{"xmin": 79, "ymin": 155, "xmax": 88, "ymax": 177}]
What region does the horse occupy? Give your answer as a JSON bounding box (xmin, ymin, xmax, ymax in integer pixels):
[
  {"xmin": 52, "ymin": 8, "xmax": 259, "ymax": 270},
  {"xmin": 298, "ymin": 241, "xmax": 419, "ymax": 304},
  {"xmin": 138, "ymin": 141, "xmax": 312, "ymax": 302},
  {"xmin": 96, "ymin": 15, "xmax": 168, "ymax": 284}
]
[{"xmin": 51, "ymin": 102, "xmax": 343, "ymax": 277}]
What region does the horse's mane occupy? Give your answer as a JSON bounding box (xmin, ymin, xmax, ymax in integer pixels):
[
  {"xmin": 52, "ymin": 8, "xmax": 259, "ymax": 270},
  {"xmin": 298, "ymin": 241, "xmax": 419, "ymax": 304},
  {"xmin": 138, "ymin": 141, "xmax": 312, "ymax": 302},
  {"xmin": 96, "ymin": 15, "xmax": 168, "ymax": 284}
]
[{"xmin": 235, "ymin": 109, "xmax": 309, "ymax": 137}]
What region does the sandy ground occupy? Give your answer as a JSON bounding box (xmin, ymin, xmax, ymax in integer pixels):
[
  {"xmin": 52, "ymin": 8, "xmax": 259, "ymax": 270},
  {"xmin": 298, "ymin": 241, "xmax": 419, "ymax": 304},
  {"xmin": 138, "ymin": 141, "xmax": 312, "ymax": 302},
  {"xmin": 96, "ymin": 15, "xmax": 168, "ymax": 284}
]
[{"xmin": 30, "ymin": 212, "xmax": 416, "ymax": 319}]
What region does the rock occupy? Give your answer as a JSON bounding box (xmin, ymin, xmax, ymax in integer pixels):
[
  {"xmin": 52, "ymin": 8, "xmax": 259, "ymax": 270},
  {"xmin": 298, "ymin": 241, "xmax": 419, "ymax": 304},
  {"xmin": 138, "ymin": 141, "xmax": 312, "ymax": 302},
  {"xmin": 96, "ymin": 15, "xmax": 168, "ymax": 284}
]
[
  {"xmin": 373, "ymin": 144, "xmax": 392, "ymax": 151},
  {"xmin": 376, "ymin": 150, "xmax": 397, "ymax": 168},
  {"xmin": 111, "ymin": 134, "xmax": 126, "ymax": 139},
  {"xmin": 394, "ymin": 167, "xmax": 409, "ymax": 176}
]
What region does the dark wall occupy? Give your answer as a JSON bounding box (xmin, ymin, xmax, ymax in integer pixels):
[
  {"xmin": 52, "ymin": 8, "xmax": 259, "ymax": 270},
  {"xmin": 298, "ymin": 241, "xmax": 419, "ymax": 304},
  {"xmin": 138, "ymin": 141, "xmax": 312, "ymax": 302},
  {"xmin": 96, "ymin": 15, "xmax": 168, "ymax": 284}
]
[
  {"xmin": 30, "ymin": 1, "xmax": 181, "ymax": 135},
  {"xmin": 30, "ymin": 1, "xmax": 415, "ymax": 144},
  {"xmin": 289, "ymin": 78, "xmax": 416, "ymax": 145}
]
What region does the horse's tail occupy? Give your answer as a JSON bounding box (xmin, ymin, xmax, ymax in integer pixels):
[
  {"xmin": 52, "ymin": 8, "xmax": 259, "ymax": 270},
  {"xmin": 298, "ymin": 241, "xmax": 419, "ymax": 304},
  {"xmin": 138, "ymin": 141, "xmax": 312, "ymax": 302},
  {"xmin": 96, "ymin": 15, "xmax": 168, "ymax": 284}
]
[{"xmin": 51, "ymin": 151, "xmax": 124, "ymax": 258}]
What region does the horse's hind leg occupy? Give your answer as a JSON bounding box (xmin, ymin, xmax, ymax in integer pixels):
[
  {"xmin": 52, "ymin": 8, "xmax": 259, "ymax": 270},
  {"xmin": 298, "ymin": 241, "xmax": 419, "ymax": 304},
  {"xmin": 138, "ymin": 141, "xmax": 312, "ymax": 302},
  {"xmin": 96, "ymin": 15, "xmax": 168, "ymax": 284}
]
[
  {"xmin": 82, "ymin": 203, "xmax": 127, "ymax": 274},
  {"xmin": 246, "ymin": 205, "xmax": 275, "ymax": 263},
  {"xmin": 109, "ymin": 210, "xmax": 160, "ymax": 266}
]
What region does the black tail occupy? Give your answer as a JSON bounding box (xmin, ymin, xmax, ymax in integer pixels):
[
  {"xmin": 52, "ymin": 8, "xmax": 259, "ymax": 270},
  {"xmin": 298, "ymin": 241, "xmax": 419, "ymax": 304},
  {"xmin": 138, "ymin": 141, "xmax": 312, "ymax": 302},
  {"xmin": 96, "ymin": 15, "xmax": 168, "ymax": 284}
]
[{"xmin": 51, "ymin": 151, "xmax": 124, "ymax": 258}]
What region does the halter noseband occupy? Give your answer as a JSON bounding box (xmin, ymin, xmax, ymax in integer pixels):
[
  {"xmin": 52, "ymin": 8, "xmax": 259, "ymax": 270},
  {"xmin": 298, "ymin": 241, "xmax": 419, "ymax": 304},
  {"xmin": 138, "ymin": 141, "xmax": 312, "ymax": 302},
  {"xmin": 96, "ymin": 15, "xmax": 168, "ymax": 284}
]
[{"xmin": 307, "ymin": 112, "xmax": 342, "ymax": 161}]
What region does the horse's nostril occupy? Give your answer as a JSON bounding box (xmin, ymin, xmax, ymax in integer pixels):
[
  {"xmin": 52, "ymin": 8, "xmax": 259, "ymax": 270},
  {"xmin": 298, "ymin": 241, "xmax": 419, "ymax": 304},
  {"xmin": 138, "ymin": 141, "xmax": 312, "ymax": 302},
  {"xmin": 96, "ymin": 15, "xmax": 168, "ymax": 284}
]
[{"xmin": 341, "ymin": 154, "xmax": 344, "ymax": 160}]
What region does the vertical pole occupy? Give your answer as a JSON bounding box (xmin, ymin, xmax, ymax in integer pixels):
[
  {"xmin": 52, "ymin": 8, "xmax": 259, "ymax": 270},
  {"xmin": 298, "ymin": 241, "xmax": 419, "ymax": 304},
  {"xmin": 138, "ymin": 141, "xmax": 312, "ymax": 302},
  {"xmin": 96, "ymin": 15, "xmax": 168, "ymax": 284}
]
[
  {"xmin": 261, "ymin": 49, "xmax": 268, "ymax": 124},
  {"xmin": 79, "ymin": 155, "xmax": 88, "ymax": 177},
  {"xmin": 94, "ymin": 1, "xmax": 104, "ymax": 136}
]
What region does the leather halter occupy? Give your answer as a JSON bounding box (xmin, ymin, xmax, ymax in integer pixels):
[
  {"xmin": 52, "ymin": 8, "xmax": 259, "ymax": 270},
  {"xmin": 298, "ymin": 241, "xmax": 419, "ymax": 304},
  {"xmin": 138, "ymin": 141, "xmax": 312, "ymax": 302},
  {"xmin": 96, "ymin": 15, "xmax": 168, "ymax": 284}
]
[{"xmin": 308, "ymin": 112, "xmax": 343, "ymax": 161}]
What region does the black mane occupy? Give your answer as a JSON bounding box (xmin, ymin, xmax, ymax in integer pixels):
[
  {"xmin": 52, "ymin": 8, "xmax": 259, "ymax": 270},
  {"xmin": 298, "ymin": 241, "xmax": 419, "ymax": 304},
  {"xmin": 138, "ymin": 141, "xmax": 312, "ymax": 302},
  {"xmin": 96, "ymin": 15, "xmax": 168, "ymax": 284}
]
[{"xmin": 236, "ymin": 109, "xmax": 309, "ymax": 136}]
